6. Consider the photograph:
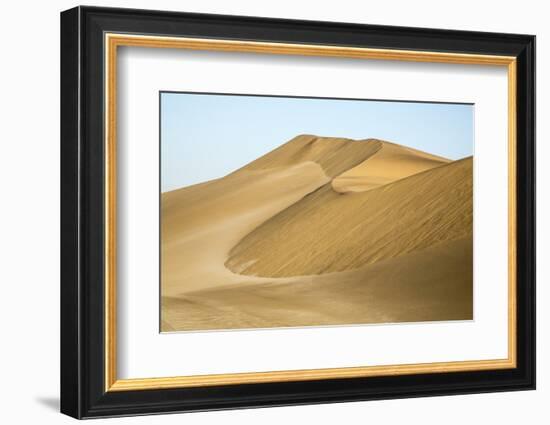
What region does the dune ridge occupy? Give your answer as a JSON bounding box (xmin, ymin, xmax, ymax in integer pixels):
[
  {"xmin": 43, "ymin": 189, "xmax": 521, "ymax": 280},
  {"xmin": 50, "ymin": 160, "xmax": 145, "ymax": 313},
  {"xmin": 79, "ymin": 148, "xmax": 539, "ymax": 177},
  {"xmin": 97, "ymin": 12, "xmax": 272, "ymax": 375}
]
[
  {"xmin": 237, "ymin": 134, "xmax": 382, "ymax": 177},
  {"xmin": 332, "ymin": 140, "xmax": 450, "ymax": 193}
]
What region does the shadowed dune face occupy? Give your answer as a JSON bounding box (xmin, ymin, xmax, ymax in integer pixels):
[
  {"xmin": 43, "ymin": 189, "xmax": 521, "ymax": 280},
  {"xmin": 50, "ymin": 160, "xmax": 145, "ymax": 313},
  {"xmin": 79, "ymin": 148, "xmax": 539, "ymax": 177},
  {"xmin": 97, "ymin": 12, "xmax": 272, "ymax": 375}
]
[{"xmin": 161, "ymin": 134, "xmax": 473, "ymax": 331}]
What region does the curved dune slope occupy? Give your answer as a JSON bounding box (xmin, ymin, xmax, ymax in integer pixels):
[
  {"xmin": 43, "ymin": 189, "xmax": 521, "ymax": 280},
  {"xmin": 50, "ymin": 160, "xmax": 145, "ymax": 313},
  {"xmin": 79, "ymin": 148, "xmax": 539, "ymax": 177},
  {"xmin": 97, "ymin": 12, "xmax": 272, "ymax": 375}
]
[
  {"xmin": 332, "ymin": 141, "xmax": 450, "ymax": 193},
  {"xmin": 162, "ymin": 161, "xmax": 329, "ymax": 295},
  {"xmin": 226, "ymin": 157, "xmax": 472, "ymax": 277}
]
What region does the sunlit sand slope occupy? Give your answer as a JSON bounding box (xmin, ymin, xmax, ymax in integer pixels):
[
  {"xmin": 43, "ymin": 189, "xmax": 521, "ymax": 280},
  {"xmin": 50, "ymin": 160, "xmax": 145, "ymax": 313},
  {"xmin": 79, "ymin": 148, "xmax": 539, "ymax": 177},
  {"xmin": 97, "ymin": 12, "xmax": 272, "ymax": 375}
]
[
  {"xmin": 226, "ymin": 157, "xmax": 473, "ymax": 277},
  {"xmin": 162, "ymin": 161, "xmax": 329, "ymax": 295}
]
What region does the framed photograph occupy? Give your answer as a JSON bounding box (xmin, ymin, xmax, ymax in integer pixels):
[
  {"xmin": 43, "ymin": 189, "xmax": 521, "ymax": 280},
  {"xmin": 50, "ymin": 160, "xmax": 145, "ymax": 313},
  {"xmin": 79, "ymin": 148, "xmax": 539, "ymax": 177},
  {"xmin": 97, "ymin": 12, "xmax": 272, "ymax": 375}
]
[{"xmin": 60, "ymin": 6, "xmax": 535, "ymax": 419}]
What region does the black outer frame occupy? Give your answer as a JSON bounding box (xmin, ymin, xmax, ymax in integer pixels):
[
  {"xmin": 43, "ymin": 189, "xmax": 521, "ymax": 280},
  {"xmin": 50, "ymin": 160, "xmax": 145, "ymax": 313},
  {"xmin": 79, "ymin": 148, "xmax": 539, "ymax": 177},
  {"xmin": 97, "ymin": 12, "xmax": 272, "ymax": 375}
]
[{"xmin": 60, "ymin": 5, "xmax": 535, "ymax": 419}]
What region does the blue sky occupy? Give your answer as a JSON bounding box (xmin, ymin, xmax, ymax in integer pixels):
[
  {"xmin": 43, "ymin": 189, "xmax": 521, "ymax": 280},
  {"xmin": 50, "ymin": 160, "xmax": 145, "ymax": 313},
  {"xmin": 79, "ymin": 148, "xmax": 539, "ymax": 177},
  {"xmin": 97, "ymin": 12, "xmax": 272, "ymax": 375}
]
[{"xmin": 161, "ymin": 92, "xmax": 473, "ymax": 192}]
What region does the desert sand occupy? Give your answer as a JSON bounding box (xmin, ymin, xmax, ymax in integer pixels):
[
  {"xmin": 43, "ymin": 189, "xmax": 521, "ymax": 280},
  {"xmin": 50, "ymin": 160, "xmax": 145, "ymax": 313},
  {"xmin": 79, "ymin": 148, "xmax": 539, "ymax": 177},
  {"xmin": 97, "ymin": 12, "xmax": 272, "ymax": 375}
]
[{"xmin": 161, "ymin": 134, "xmax": 473, "ymax": 331}]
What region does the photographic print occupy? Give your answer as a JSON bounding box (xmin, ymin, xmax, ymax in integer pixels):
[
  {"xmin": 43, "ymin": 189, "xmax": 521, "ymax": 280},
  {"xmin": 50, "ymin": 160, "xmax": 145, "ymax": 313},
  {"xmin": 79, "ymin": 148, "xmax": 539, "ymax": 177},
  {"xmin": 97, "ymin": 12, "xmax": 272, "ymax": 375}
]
[{"xmin": 160, "ymin": 92, "xmax": 474, "ymax": 332}]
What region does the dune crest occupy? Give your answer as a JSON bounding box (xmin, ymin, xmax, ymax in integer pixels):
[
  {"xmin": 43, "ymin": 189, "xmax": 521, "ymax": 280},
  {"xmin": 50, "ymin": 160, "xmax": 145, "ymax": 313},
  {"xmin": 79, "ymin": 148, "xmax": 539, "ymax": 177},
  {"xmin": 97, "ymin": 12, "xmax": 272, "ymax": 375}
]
[
  {"xmin": 237, "ymin": 134, "xmax": 382, "ymax": 177},
  {"xmin": 332, "ymin": 140, "xmax": 450, "ymax": 193}
]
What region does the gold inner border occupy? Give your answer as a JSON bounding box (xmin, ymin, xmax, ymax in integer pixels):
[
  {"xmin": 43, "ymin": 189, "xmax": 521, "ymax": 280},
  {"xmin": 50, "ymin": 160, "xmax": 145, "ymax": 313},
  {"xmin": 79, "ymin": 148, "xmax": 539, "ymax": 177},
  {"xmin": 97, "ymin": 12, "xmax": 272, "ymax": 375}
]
[{"xmin": 104, "ymin": 33, "xmax": 518, "ymax": 392}]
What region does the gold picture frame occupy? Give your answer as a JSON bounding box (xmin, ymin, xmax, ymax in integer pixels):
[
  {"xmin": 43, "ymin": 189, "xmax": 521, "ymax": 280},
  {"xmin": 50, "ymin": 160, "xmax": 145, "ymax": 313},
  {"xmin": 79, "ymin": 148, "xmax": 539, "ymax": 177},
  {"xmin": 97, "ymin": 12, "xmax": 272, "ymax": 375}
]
[{"xmin": 104, "ymin": 33, "xmax": 517, "ymax": 392}]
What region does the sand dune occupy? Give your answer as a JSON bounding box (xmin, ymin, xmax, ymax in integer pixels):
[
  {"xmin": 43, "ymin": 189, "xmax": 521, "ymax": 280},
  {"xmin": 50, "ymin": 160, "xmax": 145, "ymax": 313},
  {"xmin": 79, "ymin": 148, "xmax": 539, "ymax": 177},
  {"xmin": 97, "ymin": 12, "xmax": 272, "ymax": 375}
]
[
  {"xmin": 161, "ymin": 135, "xmax": 473, "ymax": 331},
  {"xmin": 226, "ymin": 156, "xmax": 472, "ymax": 277}
]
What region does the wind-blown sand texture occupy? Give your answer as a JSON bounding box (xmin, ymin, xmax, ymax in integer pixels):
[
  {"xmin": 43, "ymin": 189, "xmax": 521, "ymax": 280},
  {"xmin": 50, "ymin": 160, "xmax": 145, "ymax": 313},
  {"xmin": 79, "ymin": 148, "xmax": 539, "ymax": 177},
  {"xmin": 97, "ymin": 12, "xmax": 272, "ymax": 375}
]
[{"xmin": 161, "ymin": 135, "xmax": 473, "ymax": 331}]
